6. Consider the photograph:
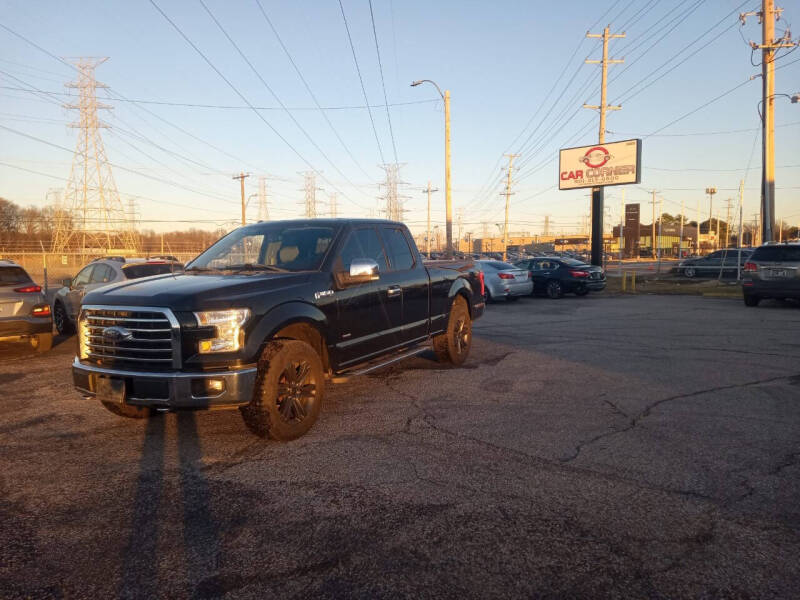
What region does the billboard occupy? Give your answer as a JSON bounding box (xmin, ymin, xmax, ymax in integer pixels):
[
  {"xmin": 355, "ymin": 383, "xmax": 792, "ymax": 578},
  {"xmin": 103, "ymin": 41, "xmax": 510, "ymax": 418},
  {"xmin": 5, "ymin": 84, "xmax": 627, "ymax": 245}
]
[{"xmin": 558, "ymin": 139, "xmax": 641, "ymax": 190}]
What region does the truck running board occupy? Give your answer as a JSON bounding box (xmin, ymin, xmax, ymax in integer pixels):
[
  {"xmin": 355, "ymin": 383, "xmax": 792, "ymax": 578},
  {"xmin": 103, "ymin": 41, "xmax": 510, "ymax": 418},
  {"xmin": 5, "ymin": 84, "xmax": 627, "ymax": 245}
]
[{"xmin": 331, "ymin": 345, "xmax": 429, "ymax": 382}]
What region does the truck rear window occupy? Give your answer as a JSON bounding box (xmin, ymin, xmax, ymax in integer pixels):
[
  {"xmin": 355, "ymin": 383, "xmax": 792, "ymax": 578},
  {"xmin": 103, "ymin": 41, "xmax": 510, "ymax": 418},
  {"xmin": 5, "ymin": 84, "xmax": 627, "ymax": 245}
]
[
  {"xmin": 123, "ymin": 263, "xmax": 183, "ymax": 279},
  {"xmin": 751, "ymin": 246, "xmax": 800, "ymax": 262},
  {"xmin": 0, "ymin": 266, "xmax": 32, "ymax": 285}
]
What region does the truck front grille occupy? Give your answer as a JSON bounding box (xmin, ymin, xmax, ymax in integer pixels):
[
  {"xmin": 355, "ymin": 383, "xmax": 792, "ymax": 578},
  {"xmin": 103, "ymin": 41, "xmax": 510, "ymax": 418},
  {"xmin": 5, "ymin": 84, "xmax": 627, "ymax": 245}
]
[{"xmin": 80, "ymin": 306, "xmax": 180, "ymax": 370}]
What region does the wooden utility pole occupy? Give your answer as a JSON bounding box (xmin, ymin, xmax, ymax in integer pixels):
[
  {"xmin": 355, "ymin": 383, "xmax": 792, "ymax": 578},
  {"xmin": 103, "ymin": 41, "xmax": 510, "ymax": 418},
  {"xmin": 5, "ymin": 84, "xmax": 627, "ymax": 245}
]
[
  {"xmin": 741, "ymin": 1, "xmax": 797, "ymax": 242},
  {"xmin": 501, "ymin": 153, "xmax": 519, "ymax": 262},
  {"xmin": 444, "ymin": 90, "xmax": 453, "ymax": 257},
  {"xmin": 583, "ymin": 25, "xmax": 624, "ymax": 266},
  {"xmin": 233, "ymin": 172, "xmax": 250, "ymax": 226},
  {"xmin": 650, "ymin": 191, "xmax": 658, "ymax": 259},
  {"xmin": 422, "ymin": 181, "xmax": 438, "ymax": 258}
]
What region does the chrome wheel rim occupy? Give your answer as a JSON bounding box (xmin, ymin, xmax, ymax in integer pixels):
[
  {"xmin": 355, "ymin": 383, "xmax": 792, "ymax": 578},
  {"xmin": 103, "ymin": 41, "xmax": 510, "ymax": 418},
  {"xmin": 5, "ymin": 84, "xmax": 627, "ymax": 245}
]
[
  {"xmin": 54, "ymin": 305, "xmax": 64, "ymax": 331},
  {"xmin": 276, "ymin": 360, "xmax": 316, "ymax": 424}
]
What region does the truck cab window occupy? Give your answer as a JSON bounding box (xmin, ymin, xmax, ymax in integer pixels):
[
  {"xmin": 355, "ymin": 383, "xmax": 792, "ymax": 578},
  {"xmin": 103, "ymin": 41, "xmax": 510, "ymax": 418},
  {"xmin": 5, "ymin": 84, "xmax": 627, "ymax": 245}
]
[
  {"xmin": 337, "ymin": 228, "xmax": 388, "ymax": 272},
  {"xmin": 380, "ymin": 227, "xmax": 415, "ymax": 271}
]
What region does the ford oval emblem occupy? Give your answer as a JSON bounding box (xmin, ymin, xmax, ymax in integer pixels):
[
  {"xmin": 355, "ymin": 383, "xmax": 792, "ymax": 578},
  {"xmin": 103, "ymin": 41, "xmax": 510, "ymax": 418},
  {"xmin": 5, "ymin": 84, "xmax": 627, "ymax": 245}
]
[{"xmin": 103, "ymin": 326, "xmax": 133, "ymax": 343}]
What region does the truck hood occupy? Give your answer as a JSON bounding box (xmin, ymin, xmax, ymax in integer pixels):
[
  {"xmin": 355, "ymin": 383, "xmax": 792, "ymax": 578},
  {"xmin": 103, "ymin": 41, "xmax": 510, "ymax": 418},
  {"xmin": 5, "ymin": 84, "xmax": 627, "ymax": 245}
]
[{"xmin": 82, "ymin": 272, "xmax": 313, "ymax": 311}]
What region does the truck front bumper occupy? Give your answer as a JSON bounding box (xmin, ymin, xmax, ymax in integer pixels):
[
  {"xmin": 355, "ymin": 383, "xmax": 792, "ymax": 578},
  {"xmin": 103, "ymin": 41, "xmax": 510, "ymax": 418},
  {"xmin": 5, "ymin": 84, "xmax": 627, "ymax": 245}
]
[{"xmin": 72, "ymin": 358, "xmax": 257, "ymax": 410}]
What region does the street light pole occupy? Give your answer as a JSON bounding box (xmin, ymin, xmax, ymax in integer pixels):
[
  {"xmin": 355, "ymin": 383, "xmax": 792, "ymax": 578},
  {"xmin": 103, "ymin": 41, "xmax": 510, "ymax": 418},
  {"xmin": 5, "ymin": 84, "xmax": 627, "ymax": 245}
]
[{"xmin": 412, "ymin": 79, "xmax": 452, "ymax": 257}]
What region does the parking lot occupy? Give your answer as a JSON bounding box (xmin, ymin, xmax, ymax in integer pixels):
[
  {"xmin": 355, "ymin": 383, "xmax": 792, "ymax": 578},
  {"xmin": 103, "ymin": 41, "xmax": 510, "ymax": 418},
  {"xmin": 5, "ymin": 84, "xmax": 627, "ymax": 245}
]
[{"xmin": 1, "ymin": 294, "xmax": 799, "ymax": 598}]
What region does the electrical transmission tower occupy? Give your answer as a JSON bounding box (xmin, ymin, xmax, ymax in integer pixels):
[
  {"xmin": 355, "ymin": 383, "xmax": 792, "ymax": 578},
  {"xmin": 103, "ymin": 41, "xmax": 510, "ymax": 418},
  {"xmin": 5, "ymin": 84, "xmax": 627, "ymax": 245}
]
[
  {"xmin": 258, "ymin": 176, "xmax": 269, "ymax": 221},
  {"xmin": 328, "ymin": 193, "xmax": 338, "ymax": 218},
  {"xmin": 299, "ymin": 171, "xmax": 322, "ymax": 218},
  {"xmin": 379, "ymin": 163, "xmax": 408, "ymax": 222},
  {"xmin": 52, "ymin": 58, "xmax": 137, "ymax": 254}
]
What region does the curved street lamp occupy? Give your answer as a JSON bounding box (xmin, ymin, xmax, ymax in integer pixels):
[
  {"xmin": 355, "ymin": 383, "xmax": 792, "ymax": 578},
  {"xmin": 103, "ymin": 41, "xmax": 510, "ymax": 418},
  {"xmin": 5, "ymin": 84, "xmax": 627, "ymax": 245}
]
[{"xmin": 411, "ymin": 79, "xmax": 452, "ymax": 257}]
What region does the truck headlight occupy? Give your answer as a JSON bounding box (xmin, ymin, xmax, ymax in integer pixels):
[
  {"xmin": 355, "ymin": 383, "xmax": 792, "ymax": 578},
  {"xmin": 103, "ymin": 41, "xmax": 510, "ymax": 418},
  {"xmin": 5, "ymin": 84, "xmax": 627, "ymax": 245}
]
[
  {"xmin": 78, "ymin": 314, "xmax": 90, "ymax": 360},
  {"xmin": 194, "ymin": 308, "xmax": 251, "ymax": 354}
]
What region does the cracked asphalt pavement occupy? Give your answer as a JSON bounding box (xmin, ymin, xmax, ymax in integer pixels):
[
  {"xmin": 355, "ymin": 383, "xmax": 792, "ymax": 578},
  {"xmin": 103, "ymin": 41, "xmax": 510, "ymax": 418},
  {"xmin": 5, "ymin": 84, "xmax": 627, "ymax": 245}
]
[{"xmin": 1, "ymin": 294, "xmax": 799, "ymax": 598}]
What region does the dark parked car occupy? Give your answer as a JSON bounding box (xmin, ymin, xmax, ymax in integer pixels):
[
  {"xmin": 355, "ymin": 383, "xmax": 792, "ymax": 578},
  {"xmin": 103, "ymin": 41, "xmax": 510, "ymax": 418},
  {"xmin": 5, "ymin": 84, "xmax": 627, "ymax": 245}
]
[
  {"xmin": 514, "ymin": 257, "xmax": 606, "ymax": 298},
  {"xmin": 676, "ymin": 248, "xmax": 752, "ymax": 278},
  {"xmin": 71, "ymin": 219, "xmax": 484, "ymax": 440},
  {"xmin": 0, "ymin": 260, "xmax": 53, "ymax": 352},
  {"xmin": 742, "ymin": 243, "xmax": 800, "ymax": 306}
]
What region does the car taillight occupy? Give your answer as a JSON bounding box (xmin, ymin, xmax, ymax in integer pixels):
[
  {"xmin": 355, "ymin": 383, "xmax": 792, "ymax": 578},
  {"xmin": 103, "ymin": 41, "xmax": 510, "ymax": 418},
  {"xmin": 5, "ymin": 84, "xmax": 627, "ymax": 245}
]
[
  {"xmin": 14, "ymin": 284, "xmax": 42, "ymax": 293},
  {"xmin": 478, "ymin": 271, "xmax": 485, "ymax": 296},
  {"xmin": 32, "ymin": 304, "xmax": 51, "ymax": 316},
  {"xmin": 569, "ymin": 270, "xmax": 589, "ymax": 278},
  {"xmin": 744, "ymin": 262, "xmax": 757, "ymax": 272},
  {"xmin": 498, "ymin": 273, "xmax": 515, "ymax": 279},
  {"xmin": 527, "ymin": 271, "xmax": 532, "ymax": 279}
]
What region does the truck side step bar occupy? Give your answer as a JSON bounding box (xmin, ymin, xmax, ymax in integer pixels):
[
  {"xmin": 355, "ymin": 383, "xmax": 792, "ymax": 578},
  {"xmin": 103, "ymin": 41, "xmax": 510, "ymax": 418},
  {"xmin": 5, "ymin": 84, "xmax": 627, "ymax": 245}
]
[{"xmin": 332, "ymin": 345, "xmax": 429, "ymax": 382}]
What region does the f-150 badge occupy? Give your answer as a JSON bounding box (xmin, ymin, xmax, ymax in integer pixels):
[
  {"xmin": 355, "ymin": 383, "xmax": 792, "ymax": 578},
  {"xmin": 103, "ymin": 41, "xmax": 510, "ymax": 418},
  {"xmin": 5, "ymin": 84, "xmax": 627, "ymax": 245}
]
[{"xmin": 314, "ymin": 290, "xmax": 334, "ymax": 300}]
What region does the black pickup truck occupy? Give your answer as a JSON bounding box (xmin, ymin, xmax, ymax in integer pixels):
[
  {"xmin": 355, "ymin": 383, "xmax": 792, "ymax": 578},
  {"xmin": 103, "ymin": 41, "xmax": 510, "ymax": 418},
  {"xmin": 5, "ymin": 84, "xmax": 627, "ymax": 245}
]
[{"xmin": 72, "ymin": 219, "xmax": 485, "ymax": 439}]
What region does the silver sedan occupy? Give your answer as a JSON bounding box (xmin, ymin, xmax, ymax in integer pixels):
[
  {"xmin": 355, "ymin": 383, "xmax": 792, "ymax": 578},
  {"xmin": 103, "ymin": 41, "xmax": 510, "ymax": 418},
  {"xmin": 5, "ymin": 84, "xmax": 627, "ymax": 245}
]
[{"xmin": 475, "ymin": 260, "xmax": 533, "ymax": 302}]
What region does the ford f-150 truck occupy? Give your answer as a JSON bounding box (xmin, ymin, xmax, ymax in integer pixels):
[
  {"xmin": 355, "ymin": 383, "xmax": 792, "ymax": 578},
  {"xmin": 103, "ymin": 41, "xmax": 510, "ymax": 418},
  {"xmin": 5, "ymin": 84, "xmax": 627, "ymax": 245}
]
[{"xmin": 72, "ymin": 219, "xmax": 485, "ymax": 440}]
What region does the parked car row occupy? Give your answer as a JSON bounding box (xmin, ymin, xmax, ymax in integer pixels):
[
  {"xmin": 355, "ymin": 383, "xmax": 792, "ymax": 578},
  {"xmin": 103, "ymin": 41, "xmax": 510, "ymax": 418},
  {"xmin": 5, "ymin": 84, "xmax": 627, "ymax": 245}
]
[{"xmin": 474, "ymin": 256, "xmax": 607, "ymax": 301}]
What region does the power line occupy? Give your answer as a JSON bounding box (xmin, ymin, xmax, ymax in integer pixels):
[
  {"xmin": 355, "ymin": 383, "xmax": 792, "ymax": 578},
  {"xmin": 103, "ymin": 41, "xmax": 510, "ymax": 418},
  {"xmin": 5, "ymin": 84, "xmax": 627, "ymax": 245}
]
[
  {"xmin": 367, "ymin": 0, "xmax": 399, "ymax": 165},
  {"xmin": 148, "ymin": 0, "xmax": 370, "ymax": 212},
  {"xmin": 338, "ymin": 0, "xmax": 386, "ymax": 165},
  {"xmin": 253, "ymin": 0, "xmax": 375, "ymax": 181},
  {"xmin": 0, "ymin": 84, "xmax": 438, "ymax": 110}
]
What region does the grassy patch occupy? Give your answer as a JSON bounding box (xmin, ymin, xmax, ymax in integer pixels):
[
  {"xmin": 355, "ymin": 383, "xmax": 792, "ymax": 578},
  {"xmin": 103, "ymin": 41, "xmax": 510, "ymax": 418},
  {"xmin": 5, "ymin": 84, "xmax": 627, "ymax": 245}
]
[{"xmin": 606, "ymin": 276, "xmax": 742, "ymax": 298}]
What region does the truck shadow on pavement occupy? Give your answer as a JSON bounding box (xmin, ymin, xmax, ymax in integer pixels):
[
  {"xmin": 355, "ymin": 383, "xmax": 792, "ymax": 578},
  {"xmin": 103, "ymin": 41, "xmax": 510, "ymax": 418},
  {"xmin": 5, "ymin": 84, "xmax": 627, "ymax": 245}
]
[{"xmin": 120, "ymin": 412, "xmax": 220, "ymax": 598}]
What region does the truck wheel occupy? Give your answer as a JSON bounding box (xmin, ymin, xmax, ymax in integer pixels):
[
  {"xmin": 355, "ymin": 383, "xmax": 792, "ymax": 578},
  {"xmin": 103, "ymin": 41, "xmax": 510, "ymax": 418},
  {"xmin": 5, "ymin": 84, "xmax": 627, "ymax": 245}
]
[
  {"xmin": 30, "ymin": 332, "xmax": 53, "ymax": 353},
  {"xmin": 240, "ymin": 340, "xmax": 324, "ymax": 441},
  {"xmin": 433, "ymin": 296, "xmax": 472, "ymax": 367},
  {"xmin": 54, "ymin": 302, "xmax": 74, "ymax": 335},
  {"xmin": 743, "ymin": 293, "xmax": 760, "ymax": 307},
  {"xmin": 100, "ymin": 401, "xmax": 153, "ymax": 419}
]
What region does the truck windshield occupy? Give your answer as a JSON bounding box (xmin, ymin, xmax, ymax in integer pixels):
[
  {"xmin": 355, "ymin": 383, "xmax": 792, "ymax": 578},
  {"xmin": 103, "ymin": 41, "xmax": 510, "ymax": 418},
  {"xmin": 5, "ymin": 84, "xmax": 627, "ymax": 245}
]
[{"xmin": 187, "ymin": 224, "xmax": 337, "ymax": 273}]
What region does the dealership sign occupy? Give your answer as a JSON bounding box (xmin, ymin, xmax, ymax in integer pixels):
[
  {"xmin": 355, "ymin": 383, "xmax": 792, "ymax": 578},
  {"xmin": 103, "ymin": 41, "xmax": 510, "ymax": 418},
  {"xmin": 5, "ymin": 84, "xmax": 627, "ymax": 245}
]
[{"xmin": 558, "ymin": 139, "xmax": 641, "ymax": 190}]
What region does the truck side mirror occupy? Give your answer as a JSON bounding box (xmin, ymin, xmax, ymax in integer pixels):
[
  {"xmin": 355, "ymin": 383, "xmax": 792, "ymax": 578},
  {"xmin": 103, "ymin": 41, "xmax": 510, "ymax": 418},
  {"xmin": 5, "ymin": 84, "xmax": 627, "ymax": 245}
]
[
  {"xmin": 62, "ymin": 277, "xmax": 73, "ymax": 288},
  {"xmin": 336, "ymin": 258, "xmax": 380, "ymax": 287}
]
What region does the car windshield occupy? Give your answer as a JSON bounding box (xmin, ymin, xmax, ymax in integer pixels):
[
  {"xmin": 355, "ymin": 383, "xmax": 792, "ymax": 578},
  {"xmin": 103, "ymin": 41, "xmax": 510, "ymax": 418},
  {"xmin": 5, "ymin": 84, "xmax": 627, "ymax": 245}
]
[
  {"xmin": 0, "ymin": 266, "xmax": 32, "ymax": 285},
  {"xmin": 122, "ymin": 263, "xmax": 184, "ymax": 279},
  {"xmin": 187, "ymin": 223, "xmax": 337, "ymax": 273}
]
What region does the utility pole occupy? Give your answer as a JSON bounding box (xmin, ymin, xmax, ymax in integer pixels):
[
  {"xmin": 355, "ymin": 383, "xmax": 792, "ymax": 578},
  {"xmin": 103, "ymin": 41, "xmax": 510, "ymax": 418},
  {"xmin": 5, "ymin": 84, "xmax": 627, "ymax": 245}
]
[
  {"xmin": 725, "ymin": 198, "xmax": 734, "ymax": 248},
  {"xmin": 422, "ymin": 181, "xmax": 438, "ymax": 258},
  {"xmin": 501, "ymin": 153, "xmax": 519, "ymax": 262},
  {"xmin": 583, "ymin": 25, "xmax": 625, "ymax": 266},
  {"xmin": 738, "ymin": 180, "xmax": 745, "ymax": 279},
  {"xmin": 650, "ymin": 190, "xmax": 658, "ymax": 259},
  {"xmin": 657, "ymin": 196, "xmax": 663, "ymax": 273},
  {"xmin": 233, "ymin": 172, "xmax": 250, "ymax": 225},
  {"xmin": 258, "ymin": 176, "xmax": 269, "ymax": 221},
  {"xmin": 741, "ymin": 1, "xmax": 797, "ymax": 242},
  {"xmin": 679, "ymin": 198, "xmax": 685, "ymax": 259},
  {"xmin": 444, "ymin": 89, "xmax": 453, "ymax": 257},
  {"xmin": 457, "ymin": 209, "xmax": 463, "ymax": 254},
  {"xmin": 328, "ymin": 192, "xmax": 338, "ymax": 218},
  {"xmin": 705, "ymin": 187, "xmax": 716, "ymax": 251},
  {"xmin": 619, "ymin": 189, "xmax": 624, "ymax": 266}
]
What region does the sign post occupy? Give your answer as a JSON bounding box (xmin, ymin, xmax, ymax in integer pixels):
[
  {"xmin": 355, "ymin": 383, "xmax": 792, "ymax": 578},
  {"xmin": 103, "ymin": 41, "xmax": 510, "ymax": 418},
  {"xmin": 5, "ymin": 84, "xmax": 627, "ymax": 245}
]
[{"xmin": 559, "ymin": 139, "xmax": 642, "ymax": 266}]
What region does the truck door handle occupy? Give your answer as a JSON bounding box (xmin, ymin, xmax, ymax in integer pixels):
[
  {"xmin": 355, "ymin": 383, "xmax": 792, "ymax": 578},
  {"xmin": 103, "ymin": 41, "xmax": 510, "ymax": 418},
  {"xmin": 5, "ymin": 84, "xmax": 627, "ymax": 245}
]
[{"xmin": 387, "ymin": 286, "xmax": 402, "ymax": 297}]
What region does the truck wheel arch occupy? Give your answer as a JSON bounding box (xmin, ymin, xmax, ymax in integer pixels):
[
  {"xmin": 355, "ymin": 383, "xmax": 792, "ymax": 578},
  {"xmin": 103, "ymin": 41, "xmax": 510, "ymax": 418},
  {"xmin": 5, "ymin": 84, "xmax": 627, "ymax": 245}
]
[
  {"xmin": 271, "ymin": 321, "xmax": 330, "ymax": 372},
  {"xmin": 448, "ymin": 278, "xmax": 474, "ymax": 317}
]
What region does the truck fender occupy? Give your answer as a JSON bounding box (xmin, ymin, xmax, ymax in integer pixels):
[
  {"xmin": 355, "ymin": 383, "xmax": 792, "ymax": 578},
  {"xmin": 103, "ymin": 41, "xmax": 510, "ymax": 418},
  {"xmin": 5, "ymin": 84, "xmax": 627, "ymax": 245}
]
[
  {"xmin": 447, "ymin": 278, "xmax": 474, "ymax": 316},
  {"xmin": 246, "ymin": 301, "xmax": 329, "ymax": 362}
]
